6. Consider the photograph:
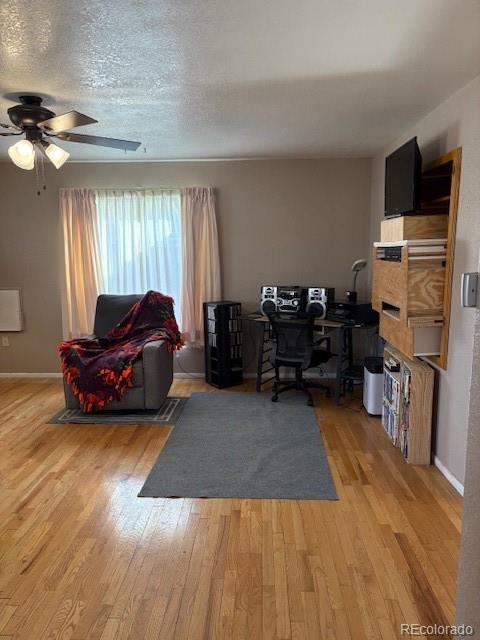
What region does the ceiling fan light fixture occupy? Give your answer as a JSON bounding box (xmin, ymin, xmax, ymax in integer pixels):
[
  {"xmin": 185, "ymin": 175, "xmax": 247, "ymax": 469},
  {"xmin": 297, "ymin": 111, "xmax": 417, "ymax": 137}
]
[
  {"xmin": 43, "ymin": 141, "xmax": 70, "ymax": 169},
  {"xmin": 8, "ymin": 139, "xmax": 35, "ymax": 170}
]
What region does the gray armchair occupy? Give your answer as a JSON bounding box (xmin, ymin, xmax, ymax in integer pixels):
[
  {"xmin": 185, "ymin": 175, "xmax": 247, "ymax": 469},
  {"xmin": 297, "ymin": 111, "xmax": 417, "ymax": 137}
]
[{"xmin": 64, "ymin": 294, "xmax": 174, "ymax": 411}]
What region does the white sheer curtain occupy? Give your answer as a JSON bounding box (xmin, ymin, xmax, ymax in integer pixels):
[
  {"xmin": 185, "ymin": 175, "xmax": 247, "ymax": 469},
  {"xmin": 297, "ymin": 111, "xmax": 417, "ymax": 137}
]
[
  {"xmin": 61, "ymin": 187, "xmax": 221, "ymax": 342},
  {"xmin": 95, "ymin": 189, "xmax": 182, "ymax": 320},
  {"xmin": 181, "ymin": 187, "xmax": 221, "ymax": 346},
  {"xmin": 60, "ymin": 189, "xmax": 104, "ymax": 338}
]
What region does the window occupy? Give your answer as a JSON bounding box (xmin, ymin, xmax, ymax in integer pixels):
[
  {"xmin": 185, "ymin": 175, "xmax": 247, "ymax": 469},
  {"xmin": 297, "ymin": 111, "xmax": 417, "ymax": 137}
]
[
  {"xmin": 60, "ymin": 186, "xmax": 219, "ymax": 341},
  {"xmin": 95, "ymin": 189, "xmax": 182, "ymax": 322}
]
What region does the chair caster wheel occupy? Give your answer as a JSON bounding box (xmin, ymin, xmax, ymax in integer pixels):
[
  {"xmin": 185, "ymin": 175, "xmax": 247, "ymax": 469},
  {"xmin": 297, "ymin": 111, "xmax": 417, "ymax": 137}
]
[
  {"xmin": 307, "ymin": 398, "xmax": 314, "ymax": 406},
  {"xmin": 272, "ymin": 396, "xmax": 278, "ymax": 403}
]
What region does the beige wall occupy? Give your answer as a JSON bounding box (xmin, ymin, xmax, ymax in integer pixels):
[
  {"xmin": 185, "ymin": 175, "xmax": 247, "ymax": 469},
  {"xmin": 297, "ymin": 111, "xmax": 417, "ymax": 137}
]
[
  {"xmin": 369, "ymin": 74, "xmax": 480, "ymax": 486},
  {"xmin": 0, "ymin": 158, "xmax": 371, "ymax": 374}
]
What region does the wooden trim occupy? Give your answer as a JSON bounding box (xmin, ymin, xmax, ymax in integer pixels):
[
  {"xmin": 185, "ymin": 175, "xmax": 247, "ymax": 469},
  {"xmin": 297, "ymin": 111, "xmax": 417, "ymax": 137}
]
[
  {"xmin": 426, "ymin": 147, "xmax": 462, "ymax": 369},
  {"xmin": 0, "ymin": 372, "xmax": 63, "ymax": 378}
]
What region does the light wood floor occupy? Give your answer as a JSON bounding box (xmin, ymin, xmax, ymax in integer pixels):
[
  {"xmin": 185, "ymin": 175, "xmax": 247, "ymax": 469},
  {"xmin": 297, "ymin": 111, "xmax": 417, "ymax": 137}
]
[{"xmin": 0, "ymin": 378, "xmax": 462, "ymax": 640}]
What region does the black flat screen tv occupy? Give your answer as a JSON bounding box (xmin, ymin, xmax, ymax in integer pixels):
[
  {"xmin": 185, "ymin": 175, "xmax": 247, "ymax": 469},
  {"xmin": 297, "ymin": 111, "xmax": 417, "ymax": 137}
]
[{"xmin": 384, "ymin": 137, "xmax": 422, "ymax": 217}]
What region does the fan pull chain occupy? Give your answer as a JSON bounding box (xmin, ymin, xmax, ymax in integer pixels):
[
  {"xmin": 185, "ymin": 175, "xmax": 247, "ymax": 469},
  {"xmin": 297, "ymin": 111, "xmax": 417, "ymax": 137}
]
[
  {"xmin": 34, "ymin": 144, "xmax": 41, "ymax": 196},
  {"xmin": 40, "ymin": 150, "xmax": 47, "ymax": 192},
  {"xmin": 33, "ymin": 143, "xmax": 47, "ymax": 195}
]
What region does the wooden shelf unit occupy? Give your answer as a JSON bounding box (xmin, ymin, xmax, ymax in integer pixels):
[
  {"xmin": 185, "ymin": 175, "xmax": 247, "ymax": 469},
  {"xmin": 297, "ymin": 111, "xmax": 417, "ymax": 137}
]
[
  {"xmin": 372, "ymin": 147, "xmax": 461, "ymax": 368},
  {"xmin": 382, "ymin": 344, "xmax": 434, "ymax": 465}
]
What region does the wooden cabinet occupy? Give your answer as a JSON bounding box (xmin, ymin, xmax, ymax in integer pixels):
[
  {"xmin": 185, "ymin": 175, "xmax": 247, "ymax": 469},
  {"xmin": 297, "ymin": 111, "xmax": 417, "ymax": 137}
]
[
  {"xmin": 372, "ymin": 245, "xmax": 446, "ymax": 320},
  {"xmin": 372, "ymin": 147, "xmax": 461, "ymax": 467},
  {"xmin": 372, "ymin": 243, "xmax": 446, "ymax": 357},
  {"xmin": 379, "ymin": 311, "xmax": 442, "ymax": 358}
]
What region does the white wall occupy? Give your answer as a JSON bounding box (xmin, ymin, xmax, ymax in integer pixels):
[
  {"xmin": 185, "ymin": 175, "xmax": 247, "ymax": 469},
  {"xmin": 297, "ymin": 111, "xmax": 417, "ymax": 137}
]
[
  {"xmin": 369, "ymin": 74, "xmax": 480, "ymax": 486},
  {"xmin": 456, "ymin": 307, "xmax": 480, "ymax": 631}
]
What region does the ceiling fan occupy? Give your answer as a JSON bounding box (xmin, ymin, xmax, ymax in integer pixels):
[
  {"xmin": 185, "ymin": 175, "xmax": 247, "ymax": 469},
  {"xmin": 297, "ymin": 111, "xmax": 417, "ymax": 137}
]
[{"xmin": 0, "ymin": 95, "xmax": 141, "ymax": 170}]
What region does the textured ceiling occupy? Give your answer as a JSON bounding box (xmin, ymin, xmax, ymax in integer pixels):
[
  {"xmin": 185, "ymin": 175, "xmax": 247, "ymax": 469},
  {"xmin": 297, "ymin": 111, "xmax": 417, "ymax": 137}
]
[{"xmin": 1, "ymin": 0, "xmax": 480, "ymax": 161}]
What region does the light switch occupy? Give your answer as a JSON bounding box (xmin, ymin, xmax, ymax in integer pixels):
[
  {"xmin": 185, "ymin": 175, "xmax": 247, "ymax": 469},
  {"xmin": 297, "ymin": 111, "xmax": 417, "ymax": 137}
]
[{"xmin": 461, "ymin": 273, "xmax": 479, "ymax": 307}]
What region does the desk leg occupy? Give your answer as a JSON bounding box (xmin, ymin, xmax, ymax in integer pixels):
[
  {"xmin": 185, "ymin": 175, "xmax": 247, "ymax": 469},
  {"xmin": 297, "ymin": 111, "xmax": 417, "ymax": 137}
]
[
  {"xmin": 347, "ymin": 328, "xmax": 353, "ymax": 367},
  {"xmin": 335, "ymin": 326, "xmax": 343, "ymax": 405},
  {"xmin": 255, "ymin": 321, "xmax": 265, "ymax": 392},
  {"xmin": 347, "ymin": 327, "xmax": 354, "ymax": 393}
]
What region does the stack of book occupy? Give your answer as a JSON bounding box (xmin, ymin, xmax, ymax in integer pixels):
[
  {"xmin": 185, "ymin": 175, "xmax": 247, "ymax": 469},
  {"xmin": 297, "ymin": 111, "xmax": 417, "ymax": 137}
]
[
  {"xmin": 382, "ymin": 367, "xmax": 401, "ymax": 445},
  {"xmin": 400, "ymin": 365, "xmax": 412, "ymax": 458}
]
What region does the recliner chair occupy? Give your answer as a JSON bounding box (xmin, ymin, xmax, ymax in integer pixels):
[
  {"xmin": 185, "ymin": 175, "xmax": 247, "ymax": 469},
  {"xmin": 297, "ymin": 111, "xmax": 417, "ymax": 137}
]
[{"xmin": 63, "ymin": 294, "xmax": 174, "ymax": 411}]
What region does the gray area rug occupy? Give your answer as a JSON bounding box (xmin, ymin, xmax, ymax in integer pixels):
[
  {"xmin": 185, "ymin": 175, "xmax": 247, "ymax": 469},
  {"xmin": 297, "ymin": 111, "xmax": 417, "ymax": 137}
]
[
  {"xmin": 139, "ymin": 392, "xmax": 337, "ymax": 500},
  {"xmin": 49, "ymin": 397, "xmax": 187, "ymax": 425}
]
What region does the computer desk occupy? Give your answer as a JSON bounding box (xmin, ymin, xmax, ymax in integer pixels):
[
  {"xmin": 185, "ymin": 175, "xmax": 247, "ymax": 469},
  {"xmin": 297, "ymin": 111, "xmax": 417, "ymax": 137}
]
[{"xmin": 242, "ymin": 314, "xmax": 378, "ymax": 405}]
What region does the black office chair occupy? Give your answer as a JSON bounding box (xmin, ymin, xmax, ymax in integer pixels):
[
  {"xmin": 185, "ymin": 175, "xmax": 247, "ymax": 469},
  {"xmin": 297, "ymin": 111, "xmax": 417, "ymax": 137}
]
[{"xmin": 268, "ymin": 312, "xmax": 332, "ymax": 406}]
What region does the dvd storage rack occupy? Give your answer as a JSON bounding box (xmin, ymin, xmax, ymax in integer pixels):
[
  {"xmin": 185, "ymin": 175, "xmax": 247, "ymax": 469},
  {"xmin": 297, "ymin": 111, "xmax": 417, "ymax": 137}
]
[
  {"xmin": 203, "ymin": 301, "xmax": 243, "ymax": 388},
  {"xmin": 382, "ymin": 344, "xmax": 434, "ymax": 465}
]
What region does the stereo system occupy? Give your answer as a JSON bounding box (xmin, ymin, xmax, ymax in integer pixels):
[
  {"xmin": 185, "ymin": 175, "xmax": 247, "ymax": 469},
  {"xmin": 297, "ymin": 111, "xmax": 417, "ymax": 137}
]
[
  {"xmin": 260, "ymin": 286, "xmax": 335, "ymax": 318},
  {"xmin": 260, "ymin": 286, "xmax": 306, "ymax": 315},
  {"xmin": 326, "ymin": 301, "xmax": 378, "ymax": 325}
]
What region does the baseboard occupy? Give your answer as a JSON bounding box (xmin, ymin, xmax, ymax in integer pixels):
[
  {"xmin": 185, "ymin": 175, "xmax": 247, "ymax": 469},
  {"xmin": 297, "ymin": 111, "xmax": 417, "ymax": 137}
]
[
  {"xmin": 434, "ymin": 456, "xmax": 464, "ymax": 496},
  {"xmin": 0, "ymin": 372, "xmax": 62, "ymax": 378},
  {"xmin": 1, "ymin": 371, "xmax": 336, "ymax": 381},
  {"xmin": 174, "ymin": 372, "xmax": 258, "ymax": 378},
  {"xmin": 173, "ymin": 372, "xmax": 205, "ymax": 378},
  {"xmin": 173, "ymin": 372, "xmax": 335, "ymax": 380},
  {"xmin": 174, "ymin": 373, "xmax": 260, "ymax": 379}
]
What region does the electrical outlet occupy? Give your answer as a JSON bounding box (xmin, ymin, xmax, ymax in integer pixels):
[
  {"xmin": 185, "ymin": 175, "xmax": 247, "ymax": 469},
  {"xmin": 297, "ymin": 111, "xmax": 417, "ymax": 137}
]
[{"xmin": 1, "ymin": 336, "xmax": 10, "ymax": 347}]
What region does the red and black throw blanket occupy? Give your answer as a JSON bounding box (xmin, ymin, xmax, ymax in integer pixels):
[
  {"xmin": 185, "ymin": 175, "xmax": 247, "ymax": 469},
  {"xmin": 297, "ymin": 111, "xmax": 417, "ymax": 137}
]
[{"xmin": 59, "ymin": 291, "xmax": 183, "ymax": 412}]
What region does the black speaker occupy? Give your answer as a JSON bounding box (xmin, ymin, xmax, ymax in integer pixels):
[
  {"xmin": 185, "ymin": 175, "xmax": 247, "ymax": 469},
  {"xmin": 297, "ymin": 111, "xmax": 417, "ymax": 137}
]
[
  {"xmin": 260, "ymin": 286, "xmax": 278, "ymax": 314},
  {"xmin": 305, "ymin": 287, "xmax": 335, "ymax": 318}
]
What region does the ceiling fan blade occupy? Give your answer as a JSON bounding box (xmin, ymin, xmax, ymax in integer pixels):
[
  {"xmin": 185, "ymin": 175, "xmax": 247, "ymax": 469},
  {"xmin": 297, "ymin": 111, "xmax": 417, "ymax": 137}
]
[
  {"xmin": 1, "ymin": 122, "xmax": 20, "ymax": 131},
  {"xmin": 38, "ymin": 111, "xmax": 97, "ymax": 132},
  {"xmin": 55, "ymin": 132, "xmax": 141, "ymax": 151},
  {"xmin": 0, "ymin": 131, "xmax": 22, "ymax": 136}
]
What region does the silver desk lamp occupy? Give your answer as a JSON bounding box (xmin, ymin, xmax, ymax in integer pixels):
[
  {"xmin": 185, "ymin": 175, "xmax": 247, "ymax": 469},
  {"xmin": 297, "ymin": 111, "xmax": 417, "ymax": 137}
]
[{"xmin": 346, "ymin": 259, "xmax": 367, "ymax": 303}]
